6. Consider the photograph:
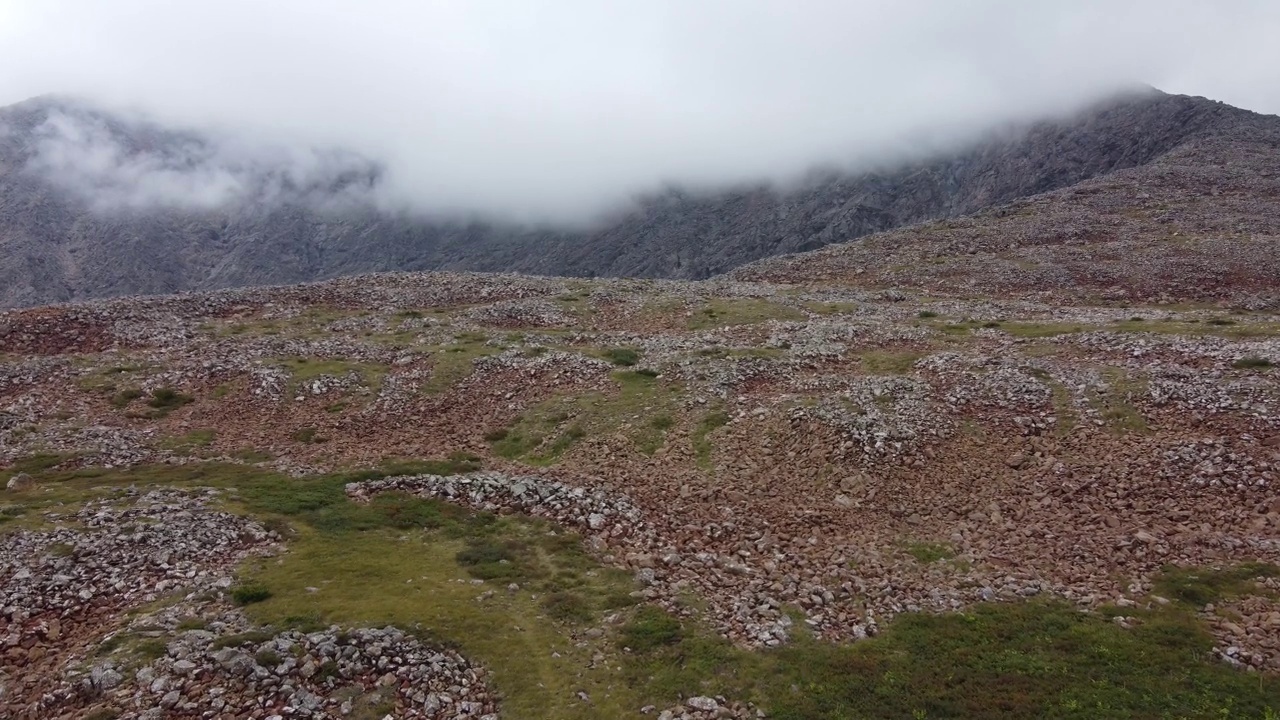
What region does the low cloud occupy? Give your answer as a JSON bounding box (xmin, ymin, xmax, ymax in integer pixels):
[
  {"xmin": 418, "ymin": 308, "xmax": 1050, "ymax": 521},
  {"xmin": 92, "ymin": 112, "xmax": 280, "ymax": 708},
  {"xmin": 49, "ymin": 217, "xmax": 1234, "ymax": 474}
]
[
  {"xmin": 22, "ymin": 107, "xmax": 381, "ymax": 213},
  {"xmin": 1, "ymin": 1, "xmax": 1278, "ymax": 221}
]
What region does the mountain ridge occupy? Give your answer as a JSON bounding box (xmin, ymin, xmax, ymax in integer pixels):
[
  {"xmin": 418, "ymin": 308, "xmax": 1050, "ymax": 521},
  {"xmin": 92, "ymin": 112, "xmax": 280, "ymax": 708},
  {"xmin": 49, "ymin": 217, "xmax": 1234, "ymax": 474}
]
[{"xmin": 1, "ymin": 88, "xmax": 1276, "ymax": 307}]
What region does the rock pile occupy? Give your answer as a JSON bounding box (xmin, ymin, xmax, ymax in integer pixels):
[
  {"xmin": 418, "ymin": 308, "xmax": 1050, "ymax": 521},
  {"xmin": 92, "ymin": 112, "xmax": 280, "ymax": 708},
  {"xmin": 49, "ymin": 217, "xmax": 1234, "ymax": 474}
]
[
  {"xmin": 0, "ymin": 488, "xmax": 274, "ymax": 718},
  {"xmin": 110, "ymin": 624, "xmax": 497, "ymax": 720}
]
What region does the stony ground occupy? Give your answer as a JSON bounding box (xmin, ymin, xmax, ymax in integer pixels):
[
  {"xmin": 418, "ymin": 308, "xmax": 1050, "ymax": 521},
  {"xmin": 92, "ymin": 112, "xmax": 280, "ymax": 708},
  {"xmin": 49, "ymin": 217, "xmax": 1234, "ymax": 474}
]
[{"xmin": 3, "ymin": 269, "xmax": 1280, "ymax": 716}]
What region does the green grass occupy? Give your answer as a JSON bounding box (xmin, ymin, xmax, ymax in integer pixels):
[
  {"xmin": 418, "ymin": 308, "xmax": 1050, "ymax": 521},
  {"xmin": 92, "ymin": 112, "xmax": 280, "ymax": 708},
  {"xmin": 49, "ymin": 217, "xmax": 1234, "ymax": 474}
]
[
  {"xmin": 488, "ymin": 371, "xmax": 684, "ymax": 464},
  {"xmin": 903, "ymin": 541, "xmax": 955, "ymax": 564},
  {"xmin": 114, "ymin": 387, "xmax": 194, "ymax": 419},
  {"xmin": 8, "ymin": 452, "xmax": 79, "ymax": 474},
  {"xmin": 110, "ymin": 388, "xmax": 144, "ymax": 408},
  {"xmin": 804, "ymin": 301, "xmax": 859, "ymax": 315},
  {"xmin": 0, "ymin": 504, "xmax": 28, "ymax": 524},
  {"xmin": 687, "ymin": 298, "xmax": 805, "ymax": 330},
  {"xmin": 13, "ymin": 461, "xmax": 1280, "ymax": 719},
  {"xmin": 291, "ymin": 426, "xmax": 324, "ymax": 444},
  {"xmin": 148, "ymin": 387, "xmax": 193, "ymax": 413},
  {"xmin": 422, "ymin": 337, "xmax": 502, "ymax": 395},
  {"xmin": 277, "ymin": 358, "xmax": 388, "ymax": 394},
  {"xmin": 1234, "ymin": 356, "xmax": 1274, "ymax": 370},
  {"xmin": 238, "ymin": 506, "xmax": 642, "ymax": 719},
  {"xmin": 621, "ymin": 599, "xmax": 1280, "ymax": 720},
  {"xmin": 1154, "ymin": 563, "xmax": 1280, "ymax": 607},
  {"xmin": 603, "ymin": 347, "xmax": 641, "ymax": 366},
  {"xmin": 159, "ymin": 429, "xmax": 217, "ymax": 455},
  {"xmin": 1091, "ymin": 368, "xmax": 1149, "ymax": 434},
  {"xmin": 230, "ymin": 582, "xmax": 272, "ymax": 605},
  {"xmin": 622, "ymin": 605, "xmax": 684, "ymax": 651},
  {"xmin": 691, "ymin": 410, "xmax": 730, "ymax": 469},
  {"xmin": 998, "ymin": 322, "xmax": 1086, "ymax": 338},
  {"xmin": 233, "ymin": 449, "xmax": 274, "ymax": 463},
  {"xmin": 860, "ymin": 350, "xmax": 925, "ymax": 375},
  {"xmin": 1028, "ymin": 368, "xmax": 1078, "ymax": 437},
  {"xmin": 984, "ymin": 318, "xmax": 1280, "ymax": 341}
]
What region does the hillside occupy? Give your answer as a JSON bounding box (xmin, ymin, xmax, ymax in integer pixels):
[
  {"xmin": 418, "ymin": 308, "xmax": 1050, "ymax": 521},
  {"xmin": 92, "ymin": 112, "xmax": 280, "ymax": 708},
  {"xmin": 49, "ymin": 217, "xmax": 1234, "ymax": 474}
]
[
  {"xmin": 732, "ymin": 115, "xmax": 1280, "ymax": 306},
  {"xmin": 3, "ymin": 269, "xmax": 1280, "ymax": 718},
  {"xmin": 3, "ymin": 89, "xmax": 1276, "ymax": 307}
]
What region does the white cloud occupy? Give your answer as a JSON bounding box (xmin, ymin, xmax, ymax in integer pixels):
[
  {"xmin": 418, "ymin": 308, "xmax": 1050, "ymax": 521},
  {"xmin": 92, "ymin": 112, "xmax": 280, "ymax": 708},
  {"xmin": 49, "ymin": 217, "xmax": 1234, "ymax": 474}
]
[
  {"xmin": 0, "ymin": 0, "xmax": 1277, "ymax": 220},
  {"xmin": 21, "ymin": 106, "xmax": 379, "ymax": 212}
]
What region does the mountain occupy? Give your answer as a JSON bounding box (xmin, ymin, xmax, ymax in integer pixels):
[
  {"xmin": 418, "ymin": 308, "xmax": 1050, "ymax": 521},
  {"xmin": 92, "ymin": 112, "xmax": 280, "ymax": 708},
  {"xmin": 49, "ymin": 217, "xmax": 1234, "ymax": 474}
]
[
  {"xmin": 1, "ymin": 88, "xmax": 1277, "ymax": 307},
  {"xmin": 732, "ymin": 97, "xmax": 1280, "ymax": 306}
]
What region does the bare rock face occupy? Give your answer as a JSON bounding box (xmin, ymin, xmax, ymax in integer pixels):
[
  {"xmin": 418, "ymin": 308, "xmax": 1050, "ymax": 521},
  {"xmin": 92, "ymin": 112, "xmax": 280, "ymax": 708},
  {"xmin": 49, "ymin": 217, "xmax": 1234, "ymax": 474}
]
[
  {"xmin": 3, "ymin": 88, "xmax": 1278, "ymax": 307},
  {"xmin": 5, "ymin": 472, "xmax": 33, "ymax": 491}
]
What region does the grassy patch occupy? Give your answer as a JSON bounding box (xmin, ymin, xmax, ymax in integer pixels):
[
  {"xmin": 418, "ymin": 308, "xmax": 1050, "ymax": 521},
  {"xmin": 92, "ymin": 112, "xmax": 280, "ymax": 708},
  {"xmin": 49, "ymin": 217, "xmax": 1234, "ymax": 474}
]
[
  {"xmin": 277, "ymin": 358, "xmax": 388, "ymax": 394},
  {"xmin": 621, "ymin": 605, "xmax": 684, "ymax": 651},
  {"xmin": 859, "ymin": 350, "xmax": 924, "ymax": 375},
  {"xmin": 489, "ymin": 371, "xmax": 683, "ymax": 464},
  {"xmin": 805, "ymin": 302, "xmax": 858, "ymax": 315},
  {"xmin": 1090, "ymin": 368, "xmax": 1149, "ymax": 434},
  {"xmin": 159, "ymin": 429, "xmax": 217, "ymax": 455},
  {"xmin": 691, "ymin": 410, "xmax": 730, "ymax": 469},
  {"xmin": 291, "ymin": 427, "xmax": 325, "ymax": 444},
  {"xmin": 110, "ymin": 388, "xmax": 144, "ymax": 409},
  {"xmin": 1154, "ymin": 563, "xmax": 1280, "ymax": 607},
  {"xmin": 422, "ymin": 337, "xmax": 502, "ymax": 395},
  {"xmin": 148, "ymin": 387, "xmax": 193, "ymax": 413},
  {"xmin": 999, "ymin": 322, "xmax": 1086, "ymax": 338},
  {"xmin": 233, "ymin": 449, "xmax": 274, "ymax": 463},
  {"xmin": 231, "ymin": 582, "xmax": 272, "ymax": 605},
  {"xmin": 542, "ymin": 591, "xmax": 593, "ymax": 623},
  {"xmin": 903, "ymin": 541, "xmax": 955, "ymax": 563},
  {"xmin": 0, "ymin": 504, "xmax": 28, "ymax": 524},
  {"xmin": 622, "ymin": 600, "xmax": 1280, "ymax": 719},
  {"xmin": 687, "ymin": 298, "xmax": 805, "ymax": 330},
  {"xmin": 15, "ymin": 462, "xmax": 1280, "ymax": 719},
  {"xmin": 602, "ymin": 347, "xmax": 641, "ymax": 367},
  {"xmin": 1234, "ymin": 355, "xmax": 1274, "ymax": 370},
  {"xmin": 1027, "ymin": 368, "xmax": 1078, "ymax": 437},
  {"xmin": 8, "ymin": 452, "xmax": 79, "ymax": 474},
  {"xmin": 238, "ymin": 515, "xmax": 641, "ymax": 719}
]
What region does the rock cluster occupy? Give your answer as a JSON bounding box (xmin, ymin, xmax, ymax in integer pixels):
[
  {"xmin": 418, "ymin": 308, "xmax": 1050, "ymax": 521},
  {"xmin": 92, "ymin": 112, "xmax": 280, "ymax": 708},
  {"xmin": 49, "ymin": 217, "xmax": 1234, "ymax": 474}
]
[
  {"xmin": 0, "ymin": 488, "xmax": 275, "ymax": 718},
  {"xmin": 650, "ymin": 695, "xmax": 764, "ymax": 719},
  {"xmin": 111, "ymin": 624, "xmax": 496, "ymax": 720}
]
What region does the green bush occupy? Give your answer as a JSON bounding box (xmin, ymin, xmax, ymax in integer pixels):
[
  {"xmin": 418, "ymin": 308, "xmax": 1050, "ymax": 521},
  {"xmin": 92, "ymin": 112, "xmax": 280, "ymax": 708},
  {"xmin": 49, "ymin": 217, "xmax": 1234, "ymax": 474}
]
[
  {"xmin": 111, "ymin": 388, "xmax": 144, "ymax": 408},
  {"xmin": 456, "ymin": 540, "xmax": 516, "ymax": 566},
  {"xmin": 291, "ymin": 427, "xmax": 322, "ymax": 443},
  {"xmin": 254, "ymin": 649, "xmax": 282, "ymax": 667},
  {"xmin": 621, "ymin": 606, "xmax": 683, "ymax": 651},
  {"xmin": 148, "ymin": 387, "xmax": 193, "ymax": 410},
  {"xmin": 542, "ymin": 591, "xmax": 593, "ymax": 622},
  {"xmin": 230, "ymin": 583, "xmax": 272, "ymax": 605},
  {"xmin": 604, "ymin": 347, "xmax": 641, "ymax": 366},
  {"xmin": 1234, "ymin": 356, "xmax": 1274, "ymax": 369}
]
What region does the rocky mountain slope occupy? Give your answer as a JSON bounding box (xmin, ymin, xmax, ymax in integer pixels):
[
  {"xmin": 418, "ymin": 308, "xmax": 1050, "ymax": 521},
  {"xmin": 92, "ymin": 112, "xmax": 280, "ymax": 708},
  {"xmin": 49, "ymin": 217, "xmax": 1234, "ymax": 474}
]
[
  {"xmin": 3, "ymin": 266, "xmax": 1280, "ymax": 717},
  {"xmin": 733, "ymin": 112, "xmax": 1280, "ymax": 306},
  {"xmin": 3, "ymin": 88, "xmax": 1275, "ymax": 307}
]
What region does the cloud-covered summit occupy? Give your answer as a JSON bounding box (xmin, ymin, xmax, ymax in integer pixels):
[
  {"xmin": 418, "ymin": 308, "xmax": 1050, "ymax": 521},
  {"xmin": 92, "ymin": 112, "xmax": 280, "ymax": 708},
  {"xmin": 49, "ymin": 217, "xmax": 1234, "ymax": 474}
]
[
  {"xmin": 8, "ymin": 98, "xmax": 381, "ymax": 213},
  {"xmin": 2, "ymin": 2, "xmax": 1278, "ymax": 220}
]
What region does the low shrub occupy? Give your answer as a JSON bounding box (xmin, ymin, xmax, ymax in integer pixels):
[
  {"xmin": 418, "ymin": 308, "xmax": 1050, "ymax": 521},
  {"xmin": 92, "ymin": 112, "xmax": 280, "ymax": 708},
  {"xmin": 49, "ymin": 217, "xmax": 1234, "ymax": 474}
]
[{"xmin": 231, "ymin": 582, "xmax": 272, "ymax": 605}]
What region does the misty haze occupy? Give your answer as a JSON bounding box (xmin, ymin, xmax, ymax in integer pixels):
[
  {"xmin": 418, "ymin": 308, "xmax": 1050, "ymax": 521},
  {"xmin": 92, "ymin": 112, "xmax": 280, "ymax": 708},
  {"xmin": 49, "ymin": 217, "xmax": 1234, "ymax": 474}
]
[{"xmin": 4, "ymin": 2, "xmax": 1280, "ymax": 719}]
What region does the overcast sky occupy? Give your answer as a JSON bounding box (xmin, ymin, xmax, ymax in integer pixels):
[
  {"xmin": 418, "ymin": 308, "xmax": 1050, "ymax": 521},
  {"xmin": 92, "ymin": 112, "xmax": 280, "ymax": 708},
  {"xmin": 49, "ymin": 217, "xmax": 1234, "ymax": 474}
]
[{"xmin": 1, "ymin": 0, "xmax": 1278, "ymax": 219}]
